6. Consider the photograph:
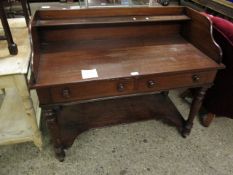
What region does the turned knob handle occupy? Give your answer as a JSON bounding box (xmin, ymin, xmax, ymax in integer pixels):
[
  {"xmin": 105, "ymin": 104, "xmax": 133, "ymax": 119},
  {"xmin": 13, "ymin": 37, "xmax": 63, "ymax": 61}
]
[
  {"xmin": 117, "ymin": 83, "xmax": 125, "ymax": 92},
  {"xmin": 62, "ymin": 88, "xmax": 70, "ymax": 98},
  {"xmin": 192, "ymin": 75, "xmax": 200, "ymax": 82},
  {"xmin": 147, "ymin": 80, "xmax": 156, "ymax": 88}
]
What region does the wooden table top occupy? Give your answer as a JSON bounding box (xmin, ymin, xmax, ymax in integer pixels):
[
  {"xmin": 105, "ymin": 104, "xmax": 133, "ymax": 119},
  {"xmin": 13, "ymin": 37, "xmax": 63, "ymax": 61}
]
[{"xmin": 35, "ymin": 35, "xmax": 221, "ymax": 87}]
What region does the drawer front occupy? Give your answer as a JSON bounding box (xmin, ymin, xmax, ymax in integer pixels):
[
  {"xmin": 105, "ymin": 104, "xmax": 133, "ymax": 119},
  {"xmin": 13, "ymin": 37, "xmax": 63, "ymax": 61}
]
[
  {"xmin": 137, "ymin": 71, "xmax": 217, "ymax": 92},
  {"xmin": 51, "ymin": 78, "xmax": 134, "ymax": 103}
]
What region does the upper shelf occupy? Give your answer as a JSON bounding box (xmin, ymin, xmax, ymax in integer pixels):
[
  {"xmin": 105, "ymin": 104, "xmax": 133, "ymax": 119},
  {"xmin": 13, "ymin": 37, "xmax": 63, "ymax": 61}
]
[
  {"xmin": 35, "ymin": 15, "xmax": 191, "ymax": 27},
  {"xmin": 30, "ymin": 7, "xmax": 223, "ymax": 83}
]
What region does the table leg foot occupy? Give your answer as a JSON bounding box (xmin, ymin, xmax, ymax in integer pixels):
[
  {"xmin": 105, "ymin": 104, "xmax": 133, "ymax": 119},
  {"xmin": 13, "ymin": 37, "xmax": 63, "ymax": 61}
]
[
  {"xmin": 181, "ymin": 122, "xmax": 193, "ymax": 138},
  {"xmin": 55, "ymin": 147, "xmax": 65, "ymax": 162},
  {"xmin": 44, "ymin": 107, "xmax": 65, "ymax": 161},
  {"xmin": 8, "ymin": 43, "xmax": 18, "ymax": 55}
]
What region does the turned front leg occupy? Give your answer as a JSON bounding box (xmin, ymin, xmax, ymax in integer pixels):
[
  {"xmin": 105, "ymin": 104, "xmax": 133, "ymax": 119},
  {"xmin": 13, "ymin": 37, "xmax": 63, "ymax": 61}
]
[
  {"xmin": 182, "ymin": 87, "xmax": 208, "ymax": 137},
  {"xmin": 44, "ymin": 107, "xmax": 65, "ymax": 162}
]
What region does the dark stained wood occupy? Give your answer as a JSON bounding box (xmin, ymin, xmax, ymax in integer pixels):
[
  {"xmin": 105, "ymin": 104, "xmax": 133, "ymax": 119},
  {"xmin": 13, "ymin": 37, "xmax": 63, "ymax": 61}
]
[
  {"xmin": 182, "ymin": 87, "xmax": 209, "ymax": 137},
  {"xmin": 36, "ymin": 88, "xmax": 52, "ymax": 104},
  {"xmin": 51, "ymin": 78, "xmax": 134, "ymax": 103},
  {"xmin": 30, "ymin": 7, "xmax": 223, "ymax": 161},
  {"xmin": 36, "ymin": 15, "xmax": 191, "ymax": 27},
  {"xmin": 56, "ymin": 93, "xmax": 185, "ymax": 150},
  {"xmin": 136, "ymin": 70, "xmax": 217, "ymax": 92},
  {"xmin": 44, "ymin": 107, "xmax": 65, "ymax": 162},
  {"xmin": 39, "ymin": 23, "xmax": 181, "ymax": 42},
  {"xmin": 181, "ymin": 7, "xmax": 222, "ymax": 63},
  {"xmin": 35, "ymin": 37, "xmax": 220, "ymax": 87},
  {"xmin": 37, "ymin": 7, "xmax": 185, "ymax": 19},
  {"xmin": 40, "ymin": 70, "xmax": 217, "ymax": 104}
]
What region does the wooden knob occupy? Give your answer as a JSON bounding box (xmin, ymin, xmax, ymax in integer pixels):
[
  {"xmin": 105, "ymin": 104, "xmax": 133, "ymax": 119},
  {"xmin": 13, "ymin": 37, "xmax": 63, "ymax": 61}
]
[
  {"xmin": 62, "ymin": 88, "xmax": 70, "ymax": 98},
  {"xmin": 147, "ymin": 80, "xmax": 156, "ymax": 88},
  {"xmin": 117, "ymin": 83, "xmax": 124, "ymax": 92},
  {"xmin": 192, "ymin": 75, "xmax": 200, "ymax": 82}
]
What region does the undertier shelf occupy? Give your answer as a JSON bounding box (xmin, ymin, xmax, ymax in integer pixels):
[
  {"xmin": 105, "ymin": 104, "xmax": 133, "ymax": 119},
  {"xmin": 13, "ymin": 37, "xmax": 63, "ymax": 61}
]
[
  {"xmin": 57, "ymin": 93, "xmax": 186, "ymax": 148},
  {"xmin": 0, "ymin": 88, "xmax": 33, "ymax": 145}
]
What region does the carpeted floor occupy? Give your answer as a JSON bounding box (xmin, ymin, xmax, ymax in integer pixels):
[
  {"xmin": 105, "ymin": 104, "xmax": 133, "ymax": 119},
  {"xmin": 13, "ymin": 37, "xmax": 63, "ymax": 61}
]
[{"xmin": 0, "ymin": 90, "xmax": 233, "ymax": 175}]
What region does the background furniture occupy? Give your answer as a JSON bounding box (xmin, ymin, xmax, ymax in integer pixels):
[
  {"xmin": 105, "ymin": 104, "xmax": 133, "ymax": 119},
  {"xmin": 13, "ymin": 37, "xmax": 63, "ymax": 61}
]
[
  {"xmin": 201, "ymin": 15, "xmax": 233, "ymax": 126},
  {"xmin": 26, "ymin": 0, "xmax": 178, "ymax": 12},
  {"xmin": 21, "ymin": 0, "xmax": 31, "ymax": 26},
  {"xmin": 180, "ymin": 14, "xmax": 233, "ymax": 127},
  {"xmin": 0, "ymin": 18, "xmax": 42, "ymax": 150},
  {"xmin": 0, "ymin": 0, "xmax": 18, "ymax": 55},
  {"xmin": 180, "ymin": 0, "xmax": 233, "ymax": 20},
  {"xmin": 30, "ymin": 7, "xmax": 222, "ymax": 161},
  {"xmin": 3, "ymin": 0, "xmax": 30, "ymax": 26}
]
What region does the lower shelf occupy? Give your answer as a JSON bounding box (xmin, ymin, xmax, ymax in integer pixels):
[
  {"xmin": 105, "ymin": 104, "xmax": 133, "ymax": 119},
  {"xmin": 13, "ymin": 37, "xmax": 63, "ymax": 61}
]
[
  {"xmin": 0, "ymin": 88, "xmax": 33, "ymax": 145},
  {"xmin": 56, "ymin": 93, "xmax": 185, "ymax": 148}
]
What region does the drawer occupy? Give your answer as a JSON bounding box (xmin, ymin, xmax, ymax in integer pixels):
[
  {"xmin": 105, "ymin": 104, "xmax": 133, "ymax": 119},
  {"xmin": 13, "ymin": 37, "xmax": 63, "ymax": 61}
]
[
  {"xmin": 137, "ymin": 71, "xmax": 217, "ymax": 92},
  {"xmin": 51, "ymin": 78, "xmax": 134, "ymax": 103}
]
